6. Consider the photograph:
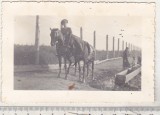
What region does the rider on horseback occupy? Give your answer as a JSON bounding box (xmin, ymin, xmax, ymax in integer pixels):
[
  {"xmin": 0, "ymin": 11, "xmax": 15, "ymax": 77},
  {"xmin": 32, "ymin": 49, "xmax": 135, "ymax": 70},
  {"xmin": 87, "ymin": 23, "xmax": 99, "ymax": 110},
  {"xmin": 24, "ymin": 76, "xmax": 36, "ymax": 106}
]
[
  {"xmin": 61, "ymin": 19, "xmax": 72, "ymax": 47},
  {"xmin": 60, "ymin": 19, "xmax": 74, "ymax": 57},
  {"xmin": 60, "ymin": 19, "xmax": 83, "ymax": 57}
]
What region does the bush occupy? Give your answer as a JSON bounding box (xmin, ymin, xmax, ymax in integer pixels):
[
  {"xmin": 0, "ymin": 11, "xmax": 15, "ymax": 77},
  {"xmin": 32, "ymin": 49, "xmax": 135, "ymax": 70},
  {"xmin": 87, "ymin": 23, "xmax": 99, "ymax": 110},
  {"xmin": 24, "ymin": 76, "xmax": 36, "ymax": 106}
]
[
  {"xmin": 14, "ymin": 44, "xmax": 122, "ymax": 65},
  {"xmin": 14, "ymin": 45, "xmax": 58, "ymax": 65},
  {"xmin": 14, "ymin": 45, "xmax": 36, "ymax": 65}
]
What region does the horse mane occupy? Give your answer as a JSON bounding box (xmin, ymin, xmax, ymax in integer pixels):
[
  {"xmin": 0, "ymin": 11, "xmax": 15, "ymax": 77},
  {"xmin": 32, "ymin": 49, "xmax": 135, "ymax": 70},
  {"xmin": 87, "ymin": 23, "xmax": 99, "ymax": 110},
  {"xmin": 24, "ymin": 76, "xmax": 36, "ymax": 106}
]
[
  {"xmin": 51, "ymin": 28, "xmax": 63, "ymax": 38},
  {"xmin": 52, "ymin": 28, "xmax": 59, "ymax": 31}
]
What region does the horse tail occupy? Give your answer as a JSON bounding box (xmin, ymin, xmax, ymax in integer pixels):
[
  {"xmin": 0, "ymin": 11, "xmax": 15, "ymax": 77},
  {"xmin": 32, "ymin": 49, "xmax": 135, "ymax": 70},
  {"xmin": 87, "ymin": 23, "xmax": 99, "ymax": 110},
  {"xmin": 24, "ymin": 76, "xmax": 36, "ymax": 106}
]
[{"xmin": 86, "ymin": 42, "xmax": 91, "ymax": 55}]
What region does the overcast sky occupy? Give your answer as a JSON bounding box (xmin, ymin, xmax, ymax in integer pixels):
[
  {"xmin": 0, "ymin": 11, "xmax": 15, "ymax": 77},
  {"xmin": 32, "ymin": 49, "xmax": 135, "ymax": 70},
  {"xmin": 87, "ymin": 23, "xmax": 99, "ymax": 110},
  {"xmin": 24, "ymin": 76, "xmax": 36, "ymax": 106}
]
[{"xmin": 14, "ymin": 15, "xmax": 142, "ymax": 50}]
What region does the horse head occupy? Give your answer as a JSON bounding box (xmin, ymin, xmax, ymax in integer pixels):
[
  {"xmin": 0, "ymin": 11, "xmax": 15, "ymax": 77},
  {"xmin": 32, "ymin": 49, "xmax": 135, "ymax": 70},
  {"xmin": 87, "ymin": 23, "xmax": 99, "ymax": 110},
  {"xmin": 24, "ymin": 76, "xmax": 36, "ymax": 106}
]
[{"xmin": 50, "ymin": 28, "xmax": 62, "ymax": 46}]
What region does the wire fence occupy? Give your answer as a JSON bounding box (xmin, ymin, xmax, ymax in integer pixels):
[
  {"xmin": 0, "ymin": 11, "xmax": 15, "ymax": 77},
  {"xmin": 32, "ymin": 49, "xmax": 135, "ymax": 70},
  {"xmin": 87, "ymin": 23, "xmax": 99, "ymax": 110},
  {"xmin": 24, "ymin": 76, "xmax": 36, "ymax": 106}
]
[{"xmin": 14, "ymin": 16, "xmax": 142, "ymax": 65}]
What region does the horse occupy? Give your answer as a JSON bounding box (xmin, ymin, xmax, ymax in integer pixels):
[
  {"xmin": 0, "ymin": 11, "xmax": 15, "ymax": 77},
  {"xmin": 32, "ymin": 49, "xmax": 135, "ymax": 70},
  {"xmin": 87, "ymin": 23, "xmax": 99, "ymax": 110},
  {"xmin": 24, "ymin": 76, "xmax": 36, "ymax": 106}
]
[
  {"xmin": 63, "ymin": 34, "xmax": 95, "ymax": 83},
  {"xmin": 50, "ymin": 28, "xmax": 74, "ymax": 79},
  {"xmin": 50, "ymin": 28, "xmax": 95, "ymax": 83}
]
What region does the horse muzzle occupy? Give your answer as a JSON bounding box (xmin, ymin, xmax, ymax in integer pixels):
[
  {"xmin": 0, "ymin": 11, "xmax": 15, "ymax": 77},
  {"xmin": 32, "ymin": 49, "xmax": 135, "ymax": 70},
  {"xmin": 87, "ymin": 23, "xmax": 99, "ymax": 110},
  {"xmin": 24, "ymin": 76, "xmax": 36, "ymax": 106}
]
[
  {"xmin": 51, "ymin": 41, "xmax": 58, "ymax": 46},
  {"xmin": 51, "ymin": 42, "xmax": 56, "ymax": 46}
]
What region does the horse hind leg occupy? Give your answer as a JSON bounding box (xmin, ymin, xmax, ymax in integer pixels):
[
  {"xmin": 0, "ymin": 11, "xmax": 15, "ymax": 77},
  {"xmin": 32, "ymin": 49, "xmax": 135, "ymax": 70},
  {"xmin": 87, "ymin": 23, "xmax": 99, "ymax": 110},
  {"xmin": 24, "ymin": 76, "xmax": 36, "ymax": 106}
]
[
  {"xmin": 74, "ymin": 62, "xmax": 77, "ymax": 76},
  {"xmin": 64, "ymin": 58, "xmax": 67, "ymax": 78},
  {"xmin": 82, "ymin": 61, "xmax": 86, "ymax": 83},
  {"xmin": 87, "ymin": 63, "xmax": 89, "ymax": 78},
  {"xmin": 58, "ymin": 57, "xmax": 62, "ymax": 78},
  {"xmin": 92, "ymin": 61, "xmax": 94, "ymax": 80},
  {"xmin": 78, "ymin": 61, "xmax": 81, "ymax": 82}
]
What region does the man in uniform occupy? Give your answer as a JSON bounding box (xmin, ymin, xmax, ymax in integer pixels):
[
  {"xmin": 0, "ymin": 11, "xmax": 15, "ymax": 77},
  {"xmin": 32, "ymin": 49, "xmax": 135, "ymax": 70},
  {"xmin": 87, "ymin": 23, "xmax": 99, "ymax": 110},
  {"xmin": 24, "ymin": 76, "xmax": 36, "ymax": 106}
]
[
  {"xmin": 61, "ymin": 19, "xmax": 72, "ymax": 47},
  {"xmin": 60, "ymin": 19, "xmax": 74, "ymax": 58},
  {"xmin": 123, "ymin": 47, "xmax": 130, "ymax": 69},
  {"xmin": 60, "ymin": 19, "xmax": 83, "ymax": 56}
]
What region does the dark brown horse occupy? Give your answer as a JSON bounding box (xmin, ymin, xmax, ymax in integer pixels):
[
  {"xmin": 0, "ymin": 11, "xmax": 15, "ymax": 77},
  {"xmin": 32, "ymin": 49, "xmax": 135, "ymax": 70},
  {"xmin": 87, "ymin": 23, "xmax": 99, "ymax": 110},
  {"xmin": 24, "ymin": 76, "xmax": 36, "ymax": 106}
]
[
  {"xmin": 50, "ymin": 28, "xmax": 73, "ymax": 79},
  {"xmin": 50, "ymin": 28, "xmax": 95, "ymax": 83}
]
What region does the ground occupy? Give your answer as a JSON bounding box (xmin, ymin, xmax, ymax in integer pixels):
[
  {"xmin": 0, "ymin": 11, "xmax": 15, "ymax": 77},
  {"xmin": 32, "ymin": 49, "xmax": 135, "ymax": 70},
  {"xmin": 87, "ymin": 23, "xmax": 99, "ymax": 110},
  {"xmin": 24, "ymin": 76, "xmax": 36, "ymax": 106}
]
[{"xmin": 14, "ymin": 58, "xmax": 141, "ymax": 91}]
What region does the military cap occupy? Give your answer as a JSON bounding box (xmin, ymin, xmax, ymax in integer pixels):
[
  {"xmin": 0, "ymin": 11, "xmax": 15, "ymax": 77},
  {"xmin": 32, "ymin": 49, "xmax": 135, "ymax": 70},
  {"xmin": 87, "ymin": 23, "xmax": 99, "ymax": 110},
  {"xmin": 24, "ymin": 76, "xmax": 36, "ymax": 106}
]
[{"xmin": 61, "ymin": 19, "xmax": 68, "ymax": 25}]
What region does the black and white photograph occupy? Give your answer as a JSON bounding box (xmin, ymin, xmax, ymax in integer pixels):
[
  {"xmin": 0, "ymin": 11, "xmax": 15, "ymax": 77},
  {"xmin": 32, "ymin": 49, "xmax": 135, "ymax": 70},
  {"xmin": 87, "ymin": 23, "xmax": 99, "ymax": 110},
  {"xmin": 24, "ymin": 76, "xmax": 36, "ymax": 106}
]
[
  {"xmin": 14, "ymin": 15, "xmax": 142, "ymax": 91},
  {"xmin": 2, "ymin": 2, "xmax": 155, "ymax": 103}
]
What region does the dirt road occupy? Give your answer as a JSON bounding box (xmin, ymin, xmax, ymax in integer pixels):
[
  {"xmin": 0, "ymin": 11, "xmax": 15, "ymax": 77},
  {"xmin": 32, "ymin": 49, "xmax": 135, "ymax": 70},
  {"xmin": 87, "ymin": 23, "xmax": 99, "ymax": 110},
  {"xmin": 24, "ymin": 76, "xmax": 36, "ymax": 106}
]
[{"xmin": 14, "ymin": 58, "xmax": 141, "ymax": 90}]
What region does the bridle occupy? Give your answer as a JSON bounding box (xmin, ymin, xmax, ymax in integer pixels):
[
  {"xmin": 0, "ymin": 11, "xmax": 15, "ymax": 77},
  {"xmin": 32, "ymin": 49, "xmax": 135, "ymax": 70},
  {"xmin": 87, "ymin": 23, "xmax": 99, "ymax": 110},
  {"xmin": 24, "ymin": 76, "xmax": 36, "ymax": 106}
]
[
  {"xmin": 51, "ymin": 30, "xmax": 61, "ymax": 46},
  {"xmin": 51, "ymin": 29, "xmax": 72, "ymax": 49}
]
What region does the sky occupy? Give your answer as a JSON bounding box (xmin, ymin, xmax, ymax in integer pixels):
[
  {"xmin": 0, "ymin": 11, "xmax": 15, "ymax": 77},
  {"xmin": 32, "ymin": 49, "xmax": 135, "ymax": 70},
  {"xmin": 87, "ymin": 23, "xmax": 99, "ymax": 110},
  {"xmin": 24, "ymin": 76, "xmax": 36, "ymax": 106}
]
[{"xmin": 14, "ymin": 15, "xmax": 142, "ymax": 50}]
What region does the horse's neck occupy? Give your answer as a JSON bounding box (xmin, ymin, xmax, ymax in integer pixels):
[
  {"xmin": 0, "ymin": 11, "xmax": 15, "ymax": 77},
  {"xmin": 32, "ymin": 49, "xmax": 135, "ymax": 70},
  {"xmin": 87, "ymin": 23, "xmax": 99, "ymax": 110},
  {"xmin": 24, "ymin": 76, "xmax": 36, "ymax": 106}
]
[{"xmin": 57, "ymin": 34, "xmax": 64, "ymax": 46}]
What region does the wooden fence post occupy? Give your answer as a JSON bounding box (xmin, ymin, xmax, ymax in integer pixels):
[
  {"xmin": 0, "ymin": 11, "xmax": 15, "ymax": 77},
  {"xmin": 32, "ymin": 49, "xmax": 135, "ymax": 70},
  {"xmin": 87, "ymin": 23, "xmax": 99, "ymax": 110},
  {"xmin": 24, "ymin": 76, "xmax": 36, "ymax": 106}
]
[
  {"xmin": 118, "ymin": 38, "xmax": 120, "ymax": 57},
  {"xmin": 122, "ymin": 40, "xmax": 124, "ymax": 51},
  {"xmin": 133, "ymin": 45, "xmax": 135, "ymax": 56},
  {"xmin": 93, "ymin": 31, "xmax": 96, "ymax": 48},
  {"xmin": 113, "ymin": 36, "xmax": 115, "ymax": 58},
  {"xmin": 122, "ymin": 40, "xmax": 124, "ymax": 57},
  {"xmin": 93, "ymin": 31, "xmax": 96, "ymax": 60},
  {"xmin": 35, "ymin": 15, "xmax": 40, "ymax": 65},
  {"xmin": 126, "ymin": 42, "xmax": 127, "ymax": 48},
  {"xmin": 80, "ymin": 27, "xmax": 83, "ymax": 40},
  {"xmin": 137, "ymin": 47, "xmax": 139, "ymax": 56},
  {"xmin": 135, "ymin": 46, "xmax": 137, "ymax": 57},
  {"xmin": 132, "ymin": 45, "xmax": 134, "ymax": 51},
  {"xmin": 106, "ymin": 35, "xmax": 108, "ymax": 59},
  {"xmin": 130, "ymin": 44, "xmax": 132, "ymax": 56}
]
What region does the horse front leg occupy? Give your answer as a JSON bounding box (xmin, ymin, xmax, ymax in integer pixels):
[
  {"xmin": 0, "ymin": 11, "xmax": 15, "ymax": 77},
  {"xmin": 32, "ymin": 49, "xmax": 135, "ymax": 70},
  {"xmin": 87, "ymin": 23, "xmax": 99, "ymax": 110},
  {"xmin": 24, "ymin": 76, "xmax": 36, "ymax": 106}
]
[
  {"xmin": 92, "ymin": 61, "xmax": 94, "ymax": 80},
  {"xmin": 65, "ymin": 59, "xmax": 72, "ymax": 80},
  {"xmin": 82, "ymin": 60, "xmax": 86, "ymax": 83},
  {"xmin": 58, "ymin": 56, "xmax": 62, "ymax": 78},
  {"xmin": 64, "ymin": 58, "xmax": 67, "ymax": 77},
  {"xmin": 87, "ymin": 62, "xmax": 89, "ymax": 78},
  {"xmin": 78, "ymin": 61, "xmax": 81, "ymax": 81},
  {"xmin": 74, "ymin": 61, "xmax": 77, "ymax": 76}
]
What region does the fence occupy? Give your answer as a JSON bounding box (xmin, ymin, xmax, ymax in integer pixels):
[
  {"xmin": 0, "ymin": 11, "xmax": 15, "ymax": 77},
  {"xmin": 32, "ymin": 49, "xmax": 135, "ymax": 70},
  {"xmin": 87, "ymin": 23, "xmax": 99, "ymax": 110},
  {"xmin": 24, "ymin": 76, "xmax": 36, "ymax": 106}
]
[
  {"xmin": 15, "ymin": 16, "xmax": 142, "ymax": 65},
  {"xmin": 79, "ymin": 27, "xmax": 141, "ymax": 60}
]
